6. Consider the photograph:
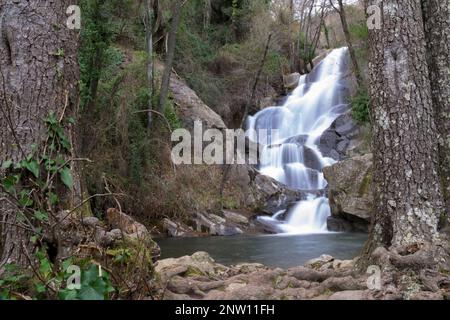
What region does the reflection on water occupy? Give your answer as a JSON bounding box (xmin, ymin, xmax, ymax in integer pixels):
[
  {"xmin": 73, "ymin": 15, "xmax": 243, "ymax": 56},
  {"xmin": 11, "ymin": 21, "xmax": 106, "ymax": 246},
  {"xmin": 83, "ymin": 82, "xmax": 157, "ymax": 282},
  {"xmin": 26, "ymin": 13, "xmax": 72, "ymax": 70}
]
[{"xmin": 157, "ymin": 233, "xmax": 367, "ymax": 269}]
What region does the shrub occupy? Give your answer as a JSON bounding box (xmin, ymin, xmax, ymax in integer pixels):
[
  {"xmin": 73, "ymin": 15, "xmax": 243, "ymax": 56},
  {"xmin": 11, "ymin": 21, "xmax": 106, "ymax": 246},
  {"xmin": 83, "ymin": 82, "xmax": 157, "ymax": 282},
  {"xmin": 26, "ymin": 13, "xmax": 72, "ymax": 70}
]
[{"xmin": 352, "ymin": 86, "xmax": 371, "ymax": 124}]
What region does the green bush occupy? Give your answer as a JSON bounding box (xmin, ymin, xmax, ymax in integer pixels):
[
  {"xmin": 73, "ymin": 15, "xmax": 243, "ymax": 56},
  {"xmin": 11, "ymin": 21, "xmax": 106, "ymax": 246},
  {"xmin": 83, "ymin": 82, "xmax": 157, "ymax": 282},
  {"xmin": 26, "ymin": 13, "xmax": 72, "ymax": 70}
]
[{"xmin": 352, "ymin": 87, "xmax": 371, "ymax": 124}]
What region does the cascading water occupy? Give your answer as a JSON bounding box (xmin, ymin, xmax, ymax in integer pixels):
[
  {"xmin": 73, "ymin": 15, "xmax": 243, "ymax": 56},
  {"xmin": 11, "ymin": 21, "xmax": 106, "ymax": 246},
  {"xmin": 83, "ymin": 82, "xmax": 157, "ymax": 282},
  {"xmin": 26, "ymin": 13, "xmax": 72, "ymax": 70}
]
[{"xmin": 247, "ymin": 47, "xmax": 351, "ymax": 234}]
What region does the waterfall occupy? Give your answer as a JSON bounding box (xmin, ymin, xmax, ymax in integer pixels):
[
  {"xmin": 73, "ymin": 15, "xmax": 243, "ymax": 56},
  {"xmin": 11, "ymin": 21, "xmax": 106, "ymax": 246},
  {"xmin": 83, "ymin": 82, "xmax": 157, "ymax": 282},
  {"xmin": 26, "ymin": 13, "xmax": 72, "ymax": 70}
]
[{"xmin": 247, "ymin": 47, "xmax": 351, "ymax": 234}]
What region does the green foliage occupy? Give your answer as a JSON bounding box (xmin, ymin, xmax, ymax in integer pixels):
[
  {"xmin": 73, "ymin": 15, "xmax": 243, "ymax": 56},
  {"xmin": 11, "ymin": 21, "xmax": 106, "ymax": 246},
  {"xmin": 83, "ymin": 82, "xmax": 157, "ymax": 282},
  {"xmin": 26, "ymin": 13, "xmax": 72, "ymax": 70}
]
[
  {"xmin": 59, "ymin": 264, "xmax": 115, "ymax": 300},
  {"xmin": 0, "ymin": 264, "xmax": 30, "ymax": 300},
  {"xmin": 349, "ymin": 22, "xmax": 369, "ymax": 42},
  {"xmin": 352, "ymin": 87, "xmax": 371, "ymax": 124},
  {"xmin": 79, "ymin": 0, "xmax": 135, "ymax": 110}
]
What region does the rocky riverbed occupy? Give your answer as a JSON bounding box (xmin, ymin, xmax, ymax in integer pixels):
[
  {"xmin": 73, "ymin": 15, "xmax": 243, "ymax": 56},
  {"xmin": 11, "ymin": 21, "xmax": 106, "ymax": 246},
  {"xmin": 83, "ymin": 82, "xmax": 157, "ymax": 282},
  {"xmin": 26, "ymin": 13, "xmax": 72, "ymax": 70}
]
[{"xmin": 154, "ymin": 250, "xmax": 450, "ymax": 300}]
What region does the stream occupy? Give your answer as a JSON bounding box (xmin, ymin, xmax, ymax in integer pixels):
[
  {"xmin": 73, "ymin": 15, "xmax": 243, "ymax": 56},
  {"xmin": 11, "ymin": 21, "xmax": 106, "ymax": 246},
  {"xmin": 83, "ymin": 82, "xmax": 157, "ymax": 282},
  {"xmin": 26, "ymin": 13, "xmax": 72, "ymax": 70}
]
[{"xmin": 157, "ymin": 233, "xmax": 367, "ymax": 269}]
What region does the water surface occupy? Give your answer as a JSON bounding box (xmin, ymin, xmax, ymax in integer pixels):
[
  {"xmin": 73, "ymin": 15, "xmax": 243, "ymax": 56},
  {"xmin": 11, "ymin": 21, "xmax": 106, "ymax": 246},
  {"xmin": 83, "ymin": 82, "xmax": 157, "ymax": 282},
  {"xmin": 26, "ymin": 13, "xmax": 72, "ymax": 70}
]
[{"xmin": 157, "ymin": 233, "xmax": 367, "ymax": 269}]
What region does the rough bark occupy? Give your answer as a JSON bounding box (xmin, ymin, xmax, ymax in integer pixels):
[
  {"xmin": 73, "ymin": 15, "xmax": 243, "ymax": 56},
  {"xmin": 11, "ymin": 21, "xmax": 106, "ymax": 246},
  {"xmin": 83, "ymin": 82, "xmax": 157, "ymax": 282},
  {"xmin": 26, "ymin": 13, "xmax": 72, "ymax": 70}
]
[
  {"xmin": 158, "ymin": 0, "xmax": 182, "ymax": 114},
  {"xmin": 0, "ymin": 0, "xmax": 79, "ymax": 268},
  {"xmin": 422, "ymin": 0, "xmax": 450, "ymax": 226},
  {"xmin": 365, "ymin": 0, "xmax": 444, "ymax": 252}
]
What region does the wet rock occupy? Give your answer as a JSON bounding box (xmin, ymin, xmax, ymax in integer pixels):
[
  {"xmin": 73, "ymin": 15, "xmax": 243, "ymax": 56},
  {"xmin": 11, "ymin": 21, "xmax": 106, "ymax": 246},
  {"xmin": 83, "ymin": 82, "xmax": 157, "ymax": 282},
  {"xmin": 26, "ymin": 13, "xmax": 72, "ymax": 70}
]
[
  {"xmin": 163, "ymin": 218, "xmax": 192, "ymax": 237},
  {"xmin": 222, "ymin": 211, "xmax": 249, "ymax": 225},
  {"xmin": 326, "ymin": 217, "xmax": 354, "ymax": 232},
  {"xmin": 283, "ymin": 73, "xmax": 301, "ymax": 90},
  {"xmin": 319, "ymin": 112, "xmax": 362, "ymax": 160},
  {"xmin": 303, "ymin": 146, "xmax": 323, "ymax": 171},
  {"xmin": 194, "ymin": 213, "xmax": 243, "ymax": 236},
  {"xmin": 323, "ymin": 154, "xmax": 373, "ymax": 231}
]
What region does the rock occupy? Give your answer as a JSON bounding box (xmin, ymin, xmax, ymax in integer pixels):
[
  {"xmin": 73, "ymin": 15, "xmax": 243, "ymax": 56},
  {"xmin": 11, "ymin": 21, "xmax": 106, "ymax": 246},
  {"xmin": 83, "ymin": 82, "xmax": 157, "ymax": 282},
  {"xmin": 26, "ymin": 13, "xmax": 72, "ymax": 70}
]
[
  {"xmin": 169, "ymin": 73, "xmax": 226, "ymax": 131},
  {"xmin": 209, "ymin": 214, "xmax": 226, "ymax": 225},
  {"xmin": 319, "ymin": 112, "xmax": 362, "ymax": 160},
  {"xmin": 105, "ymin": 208, "xmax": 160, "ymax": 262},
  {"xmin": 303, "ymin": 146, "xmax": 323, "ymax": 171},
  {"xmin": 193, "ymin": 213, "xmax": 243, "ymax": 236},
  {"xmin": 155, "ymin": 252, "xmax": 228, "ymax": 281},
  {"xmin": 334, "ymin": 113, "xmax": 358, "ymax": 137},
  {"xmin": 222, "ymin": 211, "xmax": 249, "ymax": 225},
  {"xmin": 328, "ymin": 290, "xmax": 374, "ymax": 300},
  {"xmin": 106, "ymin": 208, "xmax": 149, "ymax": 240},
  {"xmin": 327, "ymin": 217, "xmax": 353, "ymax": 232},
  {"xmin": 283, "ymin": 73, "xmax": 301, "ymax": 90},
  {"xmin": 323, "ymin": 154, "xmax": 373, "ymax": 231},
  {"xmin": 81, "ymin": 217, "xmax": 100, "ymax": 228},
  {"xmin": 306, "ymin": 255, "xmax": 335, "ymax": 270},
  {"xmin": 96, "ymin": 229, "xmax": 123, "ymax": 247},
  {"xmin": 163, "ymin": 218, "xmax": 191, "ymax": 237},
  {"xmin": 249, "ymin": 168, "xmax": 307, "ymax": 214},
  {"xmin": 155, "ymin": 61, "xmax": 226, "ymax": 131},
  {"xmin": 410, "ymin": 291, "xmax": 444, "ymax": 300}
]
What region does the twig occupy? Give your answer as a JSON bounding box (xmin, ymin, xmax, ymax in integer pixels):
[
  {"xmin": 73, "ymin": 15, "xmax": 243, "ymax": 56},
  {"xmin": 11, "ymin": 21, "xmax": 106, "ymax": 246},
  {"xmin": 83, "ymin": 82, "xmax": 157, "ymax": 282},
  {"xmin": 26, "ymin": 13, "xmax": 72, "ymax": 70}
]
[
  {"xmin": 21, "ymin": 241, "xmax": 58, "ymax": 295},
  {"xmin": 52, "ymin": 193, "xmax": 124, "ymax": 228},
  {"xmin": 133, "ymin": 109, "xmax": 172, "ymax": 133}
]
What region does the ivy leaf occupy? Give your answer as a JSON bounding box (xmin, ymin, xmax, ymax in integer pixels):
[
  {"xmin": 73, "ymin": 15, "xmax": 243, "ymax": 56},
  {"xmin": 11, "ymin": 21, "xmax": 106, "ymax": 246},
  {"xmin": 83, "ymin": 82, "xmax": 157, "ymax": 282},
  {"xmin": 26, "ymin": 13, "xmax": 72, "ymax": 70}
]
[
  {"xmin": 34, "ymin": 210, "xmax": 49, "ymax": 222},
  {"xmin": 48, "ymin": 192, "xmax": 59, "ymax": 205},
  {"xmin": 59, "ymin": 289, "xmax": 78, "ymax": 300},
  {"xmin": 24, "ymin": 160, "xmax": 40, "ymax": 178},
  {"xmin": 18, "ymin": 192, "xmax": 33, "ymax": 207},
  {"xmin": 1, "ymin": 160, "xmax": 13, "ymax": 170},
  {"xmin": 60, "ymin": 167, "xmax": 73, "ymax": 190},
  {"xmin": 2, "ymin": 175, "xmax": 19, "ymax": 193},
  {"xmin": 77, "ymin": 286, "xmax": 104, "ymax": 301}
]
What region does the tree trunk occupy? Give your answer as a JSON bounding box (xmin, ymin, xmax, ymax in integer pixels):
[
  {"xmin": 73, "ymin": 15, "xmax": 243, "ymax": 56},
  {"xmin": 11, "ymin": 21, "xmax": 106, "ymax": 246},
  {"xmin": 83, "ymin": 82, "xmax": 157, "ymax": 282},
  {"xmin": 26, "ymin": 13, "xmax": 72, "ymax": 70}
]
[
  {"xmin": 335, "ymin": 0, "xmax": 363, "ymax": 87},
  {"xmin": 364, "ymin": 0, "xmax": 444, "ymax": 254},
  {"xmin": 158, "ymin": 0, "xmax": 182, "ymax": 115},
  {"xmin": 0, "ymin": 0, "xmax": 79, "ymax": 268},
  {"xmin": 145, "ymin": 0, "xmax": 155, "ymax": 129},
  {"xmin": 203, "ymin": 0, "xmax": 211, "ymax": 31},
  {"xmin": 287, "ymin": 0, "xmax": 295, "ymax": 73},
  {"xmin": 422, "ymin": 0, "xmax": 450, "ymax": 226}
]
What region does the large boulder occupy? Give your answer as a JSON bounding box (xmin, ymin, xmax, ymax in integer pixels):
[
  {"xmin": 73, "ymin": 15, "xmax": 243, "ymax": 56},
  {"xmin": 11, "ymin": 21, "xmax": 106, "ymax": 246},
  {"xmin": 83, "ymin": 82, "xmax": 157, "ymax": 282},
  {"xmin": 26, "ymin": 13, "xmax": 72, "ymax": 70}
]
[
  {"xmin": 283, "ymin": 73, "xmax": 301, "ymax": 90},
  {"xmin": 155, "ymin": 61, "xmax": 226, "ymax": 131},
  {"xmin": 169, "ymin": 74, "xmax": 227, "ymax": 130},
  {"xmin": 323, "ymin": 154, "xmax": 373, "ymax": 232},
  {"xmin": 193, "ymin": 212, "xmax": 244, "ymax": 236},
  {"xmin": 319, "ymin": 112, "xmax": 362, "ymax": 161},
  {"xmin": 247, "ymin": 167, "xmax": 310, "ymax": 215}
]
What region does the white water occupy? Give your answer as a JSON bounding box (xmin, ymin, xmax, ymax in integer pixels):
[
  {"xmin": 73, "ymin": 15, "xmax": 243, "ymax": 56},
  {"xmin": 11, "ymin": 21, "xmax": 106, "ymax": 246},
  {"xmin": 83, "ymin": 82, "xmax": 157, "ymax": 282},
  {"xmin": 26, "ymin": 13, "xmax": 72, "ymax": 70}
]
[{"xmin": 247, "ymin": 48, "xmax": 351, "ymax": 234}]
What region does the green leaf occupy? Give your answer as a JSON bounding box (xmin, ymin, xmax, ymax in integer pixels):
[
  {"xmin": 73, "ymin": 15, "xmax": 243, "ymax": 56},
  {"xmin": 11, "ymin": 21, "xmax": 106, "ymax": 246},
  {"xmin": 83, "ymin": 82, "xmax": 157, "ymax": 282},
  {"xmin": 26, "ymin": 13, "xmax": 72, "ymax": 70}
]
[
  {"xmin": 2, "ymin": 175, "xmax": 19, "ymax": 193},
  {"xmin": 60, "ymin": 167, "xmax": 73, "ymax": 190},
  {"xmin": 30, "ymin": 235, "xmax": 38, "ymax": 244},
  {"xmin": 34, "ymin": 210, "xmax": 49, "ymax": 222},
  {"xmin": 24, "ymin": 160, "xmax": 40, "ymax": 178},
  {"xmin": 18, "ymin": 192, "xmax": 33, "ymax": 207},
  {"xmin": 48, "ymin": 192, "xmax": 59, "ymax": 205},
  {"xmin": 59, "ymin": 289, "xmax": 78, "ymax": 300},
  {"xmin": 35, "ymin": 282, "xmax": 46, "ymax": 294},
  {"xmin": 77, "ymin": 286, "xmax": 104, "ymax": 300},
  {"xmin": 1, "ymin": 160, "xmax": 13, "ymax": 169}
]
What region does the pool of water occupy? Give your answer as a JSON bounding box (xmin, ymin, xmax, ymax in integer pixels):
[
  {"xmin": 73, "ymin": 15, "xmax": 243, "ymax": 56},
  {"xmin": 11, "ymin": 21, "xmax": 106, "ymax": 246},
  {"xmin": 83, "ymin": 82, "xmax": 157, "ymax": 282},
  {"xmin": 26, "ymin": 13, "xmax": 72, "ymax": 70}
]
[{"xmin": 156, "ymin": 233, "xmax": 367, "ymax": 269}]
